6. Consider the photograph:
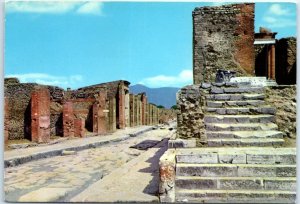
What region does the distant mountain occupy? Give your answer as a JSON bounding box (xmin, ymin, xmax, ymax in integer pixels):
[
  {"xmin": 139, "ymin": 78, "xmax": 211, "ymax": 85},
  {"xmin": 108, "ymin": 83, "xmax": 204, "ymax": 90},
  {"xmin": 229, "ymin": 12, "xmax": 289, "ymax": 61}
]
[{"xmin": 129, "ymin": 84, "xmax": 180, "ymax": 109}]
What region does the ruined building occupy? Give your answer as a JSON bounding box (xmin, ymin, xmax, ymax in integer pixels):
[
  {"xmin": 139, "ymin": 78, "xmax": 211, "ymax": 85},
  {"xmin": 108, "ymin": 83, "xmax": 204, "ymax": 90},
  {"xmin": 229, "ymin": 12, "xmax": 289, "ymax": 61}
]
[
  {"xmin": 4, "ymin": 78, "xmax": 174, "ymax": 144},
  {"xmin": 159, "ymin": 3, "xmax": 296, "ymax": 203},
  {"xmin": 193, "ymin": 4, "xmax": 296, "ymax": 85}
]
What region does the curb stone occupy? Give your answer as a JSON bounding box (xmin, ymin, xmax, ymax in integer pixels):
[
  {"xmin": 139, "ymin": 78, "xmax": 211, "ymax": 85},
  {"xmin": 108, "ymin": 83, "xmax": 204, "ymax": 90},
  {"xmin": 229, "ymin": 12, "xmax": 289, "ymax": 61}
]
[{"xmin": 4, "ymin": 127, "xmax": 153, "ymax": 168}]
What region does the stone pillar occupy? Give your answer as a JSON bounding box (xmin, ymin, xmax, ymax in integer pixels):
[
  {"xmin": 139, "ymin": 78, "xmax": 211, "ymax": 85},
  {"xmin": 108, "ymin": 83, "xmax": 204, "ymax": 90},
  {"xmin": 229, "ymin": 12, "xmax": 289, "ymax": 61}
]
[
  {"xmin": 108, "ymin": 97, "xmax": 116, "ymax": 132},
  {"xmin": 74, "ymin": 118, "xmax": 85, "ymax": 137},
  {"xmin": 134, "ymin": 95, "xmax": 139, "ymax": 126},
  {"xmin": 118, "ymin": 84, "xmax": 125, "ymax": 129},
  {"xmin": 149, "ymin": 104, "xmax": 153, "ymax": 125},
  {"xmin": 137, "ymin": 95, "xmax": 143, "ymax": 126},
  {"xmin": 4, "ymin": 97, "xmax": 9, "ymax": 145},
  {"xmin": 129, "ymin": 94, "xmax": 135, "ymax": 127},
  {"xmin": 31, "ymin": 88, "xmax": 50, "ymax": 143},
  {"xmin": 147, "ymin": 103, "xmax": 150, "ymax": 125},
  {"xmin": 125, "ymin": 90, "xmax": 130, "ymax": 127},
  {"xmin": 63, "ymin": 101, "xmax": 74, "ymax": 137},
  {"xmin": 97, "ymin": 91, "xmax": 108, "ymax": 134}
]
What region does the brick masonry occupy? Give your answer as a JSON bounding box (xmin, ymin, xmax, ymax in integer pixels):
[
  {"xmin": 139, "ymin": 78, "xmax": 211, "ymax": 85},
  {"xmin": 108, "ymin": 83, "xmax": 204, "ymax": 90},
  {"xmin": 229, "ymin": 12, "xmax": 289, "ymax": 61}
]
[
  {"xmin": 193, "ymin": 3, "xmax": 255, "ymax": 84},
  {"xmin": 63, "ymin": 101, "xmax": 74, "ymax": 137},
  {"xmin": 4, "ymin": 78, "xmax": 172, "ymax": 143},
  {"xmin": 31, "ymin": 88, "xmax": 51, "ymax": 143}
]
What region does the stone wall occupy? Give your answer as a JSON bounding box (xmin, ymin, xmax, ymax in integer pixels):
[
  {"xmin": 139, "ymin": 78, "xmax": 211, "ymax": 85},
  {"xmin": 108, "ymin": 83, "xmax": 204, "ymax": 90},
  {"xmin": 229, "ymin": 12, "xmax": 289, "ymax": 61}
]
[
  {"xmin": 193, "ymin": 3, "xmax": 255, "ymax": 83},
  {"xmin": 176, "ymin": 85, "xmax": 205, "ymax": 144},
  {"xmin": 265, "ymin": 85, "xmax": 296, "ymax": 139}
]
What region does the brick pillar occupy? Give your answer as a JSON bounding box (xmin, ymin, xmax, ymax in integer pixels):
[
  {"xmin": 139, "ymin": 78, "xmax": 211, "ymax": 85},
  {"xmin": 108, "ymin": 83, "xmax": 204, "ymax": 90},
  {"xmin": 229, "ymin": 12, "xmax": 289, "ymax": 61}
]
[
  {"xmin": 129, "ymin": 94, "xmax": 135, "ymax": 127},
  {"xmin": 63, "ymin": 101, "xmax": 74, "ymax": 137},
  {"xmin": 271, "ymin": 44, "xmax": 276, "ymax": 80},
  {"xmin": 74, "ymin": 118, "xmax": 85, "ymax": 137},
  {"xmin": 31, "ymin": 88, "xmax": 50, "ymax": 143},
  {"xmin": 108, "ymin": 97, "xmax": 116, "ymax": 132},
  {"xmin": 4, "ymin": 97, "xmax": 9, "ymax": 145},
  {"xmin": 118, "ymin": 84, "xmax": 125, "ymax": 129},
  {"xmin": 92, "ymin": 103, "xmax": 98, "ymax": 133}
]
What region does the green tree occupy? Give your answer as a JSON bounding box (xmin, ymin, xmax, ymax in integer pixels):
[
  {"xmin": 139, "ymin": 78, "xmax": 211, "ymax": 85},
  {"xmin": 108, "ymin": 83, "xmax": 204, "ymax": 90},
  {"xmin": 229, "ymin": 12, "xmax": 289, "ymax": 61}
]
[{"xmin": 157, "ymin": 105, "xmax": 165, "ymax": 109}]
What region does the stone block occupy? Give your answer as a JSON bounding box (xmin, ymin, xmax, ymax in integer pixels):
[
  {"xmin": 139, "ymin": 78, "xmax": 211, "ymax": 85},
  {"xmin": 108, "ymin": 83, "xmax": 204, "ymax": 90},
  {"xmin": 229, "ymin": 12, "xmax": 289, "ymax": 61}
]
[
  {"xmin": 219, "ymin": 178, "xmax": 263, "ymax": 190},
  {"xmin": 168, "ymin": 139, "xmax": 196, "ymax": 148},
  {"xmin": 211, "ymin": 87, "xmax": 224, "ymax": 94},
  {"xmin": 246, "ymin": 154, "xmax": 275, "ymax": 164},
  {"xmin": 176, "ymin": 153, "xmax": 218, "ymax": 164},
  {"xmin": 276, "ymin": 166, "xmax": 296, "ymax": 177},
  {"xmin": 219, "ymin": 154, "xmax": 246, "ymax": 164},
  {"xmin": 264, "ymin": 178, "xmax": 296, "ymax": 191},
  {"xmin": 238, "ymin": 165, "xmax": 276, "ymax": 177},
  {"xmin": 175, "ymin": 178, "xmax": 217, "ymax": 190},
  {"xmin": 176, "ymin": 164, "xmax": 238, "ymax": 177}
]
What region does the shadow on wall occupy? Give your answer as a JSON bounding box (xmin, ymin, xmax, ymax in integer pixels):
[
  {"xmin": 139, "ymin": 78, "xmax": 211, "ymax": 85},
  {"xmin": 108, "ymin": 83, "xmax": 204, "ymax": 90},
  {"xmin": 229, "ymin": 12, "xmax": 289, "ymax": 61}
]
[
  {"xmin": 275, "ymin": 38, "xmax": 296, "ymax": 85},
  {"xmin": 24, "ymin": 100, "xmax": 31, "ymax": 141}
]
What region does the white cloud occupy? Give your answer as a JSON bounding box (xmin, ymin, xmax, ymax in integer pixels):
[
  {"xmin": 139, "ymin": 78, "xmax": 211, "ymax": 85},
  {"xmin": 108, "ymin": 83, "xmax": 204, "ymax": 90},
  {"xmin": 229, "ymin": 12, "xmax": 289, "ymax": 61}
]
[
  {"xmin": 5, "ymin": 73, "xmax": 83, "ymax": 89},
  {"xmin": 269, "ymin": 4, "xmax": 290, "ymax": 16},
  {"xmin": 5, "ymin": 1, "xmax": 103, "ymax": 15},
  {"xmin": 261, "ymin": 4, "xmax": 296, "ymax": 29},
  {"xmin": 77, "ymin": 1, "xmax": 103, "ymax": 15},
  {"xmin": 139, "ymin": 69, "xmax": 192, "ymax": 88}
]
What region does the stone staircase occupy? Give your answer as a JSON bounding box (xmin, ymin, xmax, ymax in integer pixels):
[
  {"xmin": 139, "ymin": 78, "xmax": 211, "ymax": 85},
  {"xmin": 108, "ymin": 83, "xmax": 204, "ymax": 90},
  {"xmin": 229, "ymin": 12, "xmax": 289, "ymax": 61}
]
[
  {"xmin": 175, "ymin": 147, "xmax": 296, "ymax": 203},
  {"xmin": 203, "ymin": 82, "xmax": 284, "ymax": 147},
  {"xmin": 159, "ymin": 82, "xmax": 296, "ymax": 203}
]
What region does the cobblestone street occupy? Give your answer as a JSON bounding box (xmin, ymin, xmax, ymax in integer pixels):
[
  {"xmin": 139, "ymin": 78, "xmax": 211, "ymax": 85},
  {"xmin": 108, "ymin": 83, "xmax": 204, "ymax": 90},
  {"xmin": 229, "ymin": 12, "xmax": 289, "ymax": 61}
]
[{"xmin": 4, "ymin": 125, "xmax": 175, "ymax": 202}]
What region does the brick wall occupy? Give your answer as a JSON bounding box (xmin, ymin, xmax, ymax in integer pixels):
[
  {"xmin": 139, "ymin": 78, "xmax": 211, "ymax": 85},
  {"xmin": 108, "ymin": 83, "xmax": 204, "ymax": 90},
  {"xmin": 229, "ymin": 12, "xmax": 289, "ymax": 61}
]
[{"xmin": 193, "ymin": 3, "xmax": 255, "ymax": 83}]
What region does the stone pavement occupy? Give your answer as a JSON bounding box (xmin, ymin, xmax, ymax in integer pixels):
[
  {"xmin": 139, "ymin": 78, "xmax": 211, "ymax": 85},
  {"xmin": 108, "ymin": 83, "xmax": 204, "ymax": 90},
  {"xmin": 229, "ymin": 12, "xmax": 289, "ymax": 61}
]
[
  {"xmin": 4, "ymin": 125, "xmax": 153, "ymax": 167},
  {"xmin": 71, "ymin": 135, "xmax": 172, "ymax": 202},
  {"xmin": 4, "ymin": 125, "xmax": 175, "ymax": 202}
]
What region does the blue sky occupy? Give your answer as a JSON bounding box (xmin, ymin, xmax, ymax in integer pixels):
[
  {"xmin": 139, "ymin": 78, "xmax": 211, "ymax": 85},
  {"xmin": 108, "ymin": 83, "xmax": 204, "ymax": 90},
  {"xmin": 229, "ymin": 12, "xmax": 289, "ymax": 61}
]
[{"xmin": 4, "ymin": 1, "xmax": 297, "ymax": 89}]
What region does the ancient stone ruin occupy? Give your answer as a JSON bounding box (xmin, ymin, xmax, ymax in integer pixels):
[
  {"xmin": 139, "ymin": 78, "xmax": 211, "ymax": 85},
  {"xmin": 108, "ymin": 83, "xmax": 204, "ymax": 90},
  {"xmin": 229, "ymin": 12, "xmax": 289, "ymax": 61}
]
[
  {"xmin": 4, "ymin": 78, "xmax": 175, "ymax": 144},
  {"xmin": 160, "ymin": 3, "xmax": 296, "ymax": 203}
]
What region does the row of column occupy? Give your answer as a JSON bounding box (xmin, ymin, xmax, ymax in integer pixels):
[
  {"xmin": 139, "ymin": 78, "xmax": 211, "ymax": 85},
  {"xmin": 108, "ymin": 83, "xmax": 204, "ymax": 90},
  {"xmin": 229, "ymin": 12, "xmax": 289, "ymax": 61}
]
[{"xmin": 129, "ymin": 93, "xmax": 159, "ymax": 127}]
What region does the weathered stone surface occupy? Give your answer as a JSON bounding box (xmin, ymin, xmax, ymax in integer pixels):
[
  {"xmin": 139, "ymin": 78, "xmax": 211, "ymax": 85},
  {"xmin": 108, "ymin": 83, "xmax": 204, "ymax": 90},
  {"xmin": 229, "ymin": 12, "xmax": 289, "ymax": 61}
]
[
  {"xmin": 176, "ymin": 153, "xmax": 218, "ymax": 164},
  {"xmin": 18, "ymin": 187, "xmax": 71, "ymax": 202},
  {"xmin": 193, "ymin": 3, "xmax": 255, "ymax": 83},
  {"xmin": 176, "ymin": 164, "xmax": 238, "ymax": 177}
]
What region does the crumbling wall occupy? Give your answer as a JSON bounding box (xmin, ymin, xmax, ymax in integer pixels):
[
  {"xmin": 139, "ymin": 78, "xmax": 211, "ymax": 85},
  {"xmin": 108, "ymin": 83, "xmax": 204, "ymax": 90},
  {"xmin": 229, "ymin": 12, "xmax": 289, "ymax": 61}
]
[
  {"xmin": 265, "ymin": 86, "xmax": 296, "ymax": 139},
  {"xmin": 275, "ymin": 37, "xmax": 296, "ymax": 85},
  {"xmin": 193, "ymin": 3, "xmax": 255, "ymax": 83},
  {"xmin": 177, "ymin": 85, "xmax": 205, "ymax": 144}
]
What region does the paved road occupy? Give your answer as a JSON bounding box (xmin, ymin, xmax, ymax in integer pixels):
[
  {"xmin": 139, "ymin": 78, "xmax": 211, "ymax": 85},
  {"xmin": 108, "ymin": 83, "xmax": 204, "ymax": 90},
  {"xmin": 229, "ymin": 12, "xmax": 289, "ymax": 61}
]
[{"xmin": 4, "ymin": 125, "xmax": 175, "ymax": 202}]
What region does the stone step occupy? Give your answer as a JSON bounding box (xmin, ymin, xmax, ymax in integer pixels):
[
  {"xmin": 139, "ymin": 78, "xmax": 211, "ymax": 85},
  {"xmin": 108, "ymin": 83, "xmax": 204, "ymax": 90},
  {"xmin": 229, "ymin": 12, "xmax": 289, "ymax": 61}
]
[
  {"xmin": 210, "ymin": 87, "xmax": 264, "ymax": 94},
  {"xmin": 204, "ymin": 107, "xmax": 276, "ymax": 115},
  {"xmin": 176, "ymin": 147, "xmax": 296, "ymax": 165},
  {"xmin": 206, "ymin": 93, "xmax": 265, "ymax": 101},
  {"xmin": 176, "ymin": 163, "xmax": 296, "ymax": 177},
  {"xmin": 204, "ymin": 115, "xmax": 275, "ymax": 123},
  {"xmin": 175, "ymin": 176, "xmax": 296, "ymax": 191},
  {"xmin": 206, "ymin": 130, "xmax": 283, "ymax": 139},
  {"xmin": 175, "ymin": 189, "xmax": 296, "ymax": 203},
  {"xmin": 207, "ymin": 138, "xmax": 284, "ymax": 147},
  {"xmin": 206, "ymin": 100, "xmax": 265, "ymax": 107},
  {"xmin": 205, "ymin": 123, "xmax": 278, "ymax": 131},
  {"xmin": 201, "ymin": 82, "xmax": 252, "ymax": 89}
]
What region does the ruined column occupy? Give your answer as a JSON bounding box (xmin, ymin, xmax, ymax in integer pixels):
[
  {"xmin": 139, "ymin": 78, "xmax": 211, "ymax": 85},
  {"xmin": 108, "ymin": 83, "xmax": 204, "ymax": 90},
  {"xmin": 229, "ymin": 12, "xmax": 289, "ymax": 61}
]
[
  {"xmin": 63, "ymin": 101, "xmax": 74, "ymax": 137},
  {"xmin": 31, "ymin": 88, "xmax": 50, "ymax": 143},
  {"xmin": 92, "ymin": 103, "xmax": 98, "ymax": 133},
  {"xmin": 129, "ymin": 94, "xmax": 135, "ymax": 127},
  {"xmin": 149, "ymin": 104, "xmax": 153, "ymax": 125},
  {"xmin": 108, "ymin": 97, "xmax": 116, "ymax": 132},
  {"xmin": 118, "ymin": 84, "xmax": 125, "ymax": 129},
  {"xmin": 74, "ymin": 118, "xmax": 85, "ymax": 137},
  {"xmin": 271, "ymin": 44, "xmax": 276, "ymax": 80},
  {"xmin": 124, "ymin": 90, "xmax": 130, "ymax": 127},
  {"xmin": 4, "ymin": 97, "xmax": 9, "ymax": 145},
  {"xmin": 97, "ymin": 91, "xmax": 108, "ymax": 134},
  {"xmin": 134, "ymin": 95, "xmax": 139, "ymax": 126}
]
